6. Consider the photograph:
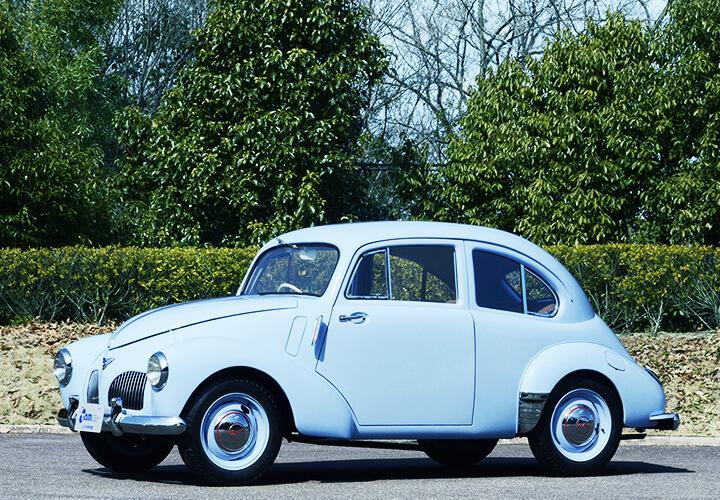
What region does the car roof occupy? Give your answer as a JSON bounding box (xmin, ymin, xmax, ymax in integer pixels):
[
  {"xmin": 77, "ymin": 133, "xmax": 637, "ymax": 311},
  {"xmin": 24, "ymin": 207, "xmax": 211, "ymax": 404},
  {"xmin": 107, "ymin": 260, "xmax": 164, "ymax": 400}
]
[
  {"xmin": 273, "ymin": 221, "xmax": 548, "ymax": 264},
  {"xmin": 252, "ymin": 221, "xmax": 595, "ymax": 321}
]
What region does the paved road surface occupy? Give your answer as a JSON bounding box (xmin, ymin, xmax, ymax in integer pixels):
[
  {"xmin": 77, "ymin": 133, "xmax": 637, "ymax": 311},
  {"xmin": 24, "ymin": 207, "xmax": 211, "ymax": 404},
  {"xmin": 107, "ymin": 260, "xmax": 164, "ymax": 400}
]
[{"xmin": 1, "ymin": 433, "xmax": 718, "ymax": 499}]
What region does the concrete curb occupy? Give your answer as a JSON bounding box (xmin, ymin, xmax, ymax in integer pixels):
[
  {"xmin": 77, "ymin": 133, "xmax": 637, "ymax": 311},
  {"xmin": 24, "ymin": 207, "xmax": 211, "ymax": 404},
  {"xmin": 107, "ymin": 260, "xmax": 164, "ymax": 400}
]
[
  {"xmin": 1, "ymin": 424, "xmax": 719, "ymax": 446},
  {"xmin": 498, "ymin": 436, "xmax": 720, "ymax": 447},
  {"xmin": 0, "ymin": 424, "xmax": 72, "ymax": 435}
]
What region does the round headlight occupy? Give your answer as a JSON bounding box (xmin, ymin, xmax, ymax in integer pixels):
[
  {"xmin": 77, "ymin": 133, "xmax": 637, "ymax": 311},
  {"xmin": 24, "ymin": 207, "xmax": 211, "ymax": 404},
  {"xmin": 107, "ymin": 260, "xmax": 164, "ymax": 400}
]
[
  {"xmin": 147, "ymin": 352, "xmax": 169, "ymax": 391},
  {"xmin": 53, "ymin": 348, "xmax": 72, "ymax": 386}
]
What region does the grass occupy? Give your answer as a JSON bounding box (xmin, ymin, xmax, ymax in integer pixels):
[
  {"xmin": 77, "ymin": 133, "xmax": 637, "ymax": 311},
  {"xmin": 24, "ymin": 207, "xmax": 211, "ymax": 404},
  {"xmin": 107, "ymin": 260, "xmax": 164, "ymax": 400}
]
[{"xmin": 1, "ymin": 322, "xmax": 718, "ymax": 435}]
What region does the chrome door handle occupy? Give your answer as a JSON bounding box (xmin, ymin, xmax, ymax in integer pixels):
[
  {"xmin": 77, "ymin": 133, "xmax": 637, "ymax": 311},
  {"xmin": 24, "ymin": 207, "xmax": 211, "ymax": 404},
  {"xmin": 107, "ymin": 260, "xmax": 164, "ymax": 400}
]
[{"xmin": 339, "ymin": 312, "xmax": 367, "ymax": 323}]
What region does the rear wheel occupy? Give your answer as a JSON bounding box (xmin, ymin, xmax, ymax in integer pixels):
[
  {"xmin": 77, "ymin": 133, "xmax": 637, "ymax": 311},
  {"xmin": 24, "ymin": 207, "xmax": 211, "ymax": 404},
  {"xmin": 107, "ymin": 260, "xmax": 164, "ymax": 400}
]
[
  {"xmin": 418, "ymin": 438, "xmax": 498, "ymax": 466},
  {"xmin": 528, "ymin": 377, "xmax": 622, "ymax": 476},
  {"xmin": 80, "ymin": 431, "xmax": 174, "ymax": 472},
  {"xmin": 178, "ymin": 377, "xmax": 282, "ymax": 485}
]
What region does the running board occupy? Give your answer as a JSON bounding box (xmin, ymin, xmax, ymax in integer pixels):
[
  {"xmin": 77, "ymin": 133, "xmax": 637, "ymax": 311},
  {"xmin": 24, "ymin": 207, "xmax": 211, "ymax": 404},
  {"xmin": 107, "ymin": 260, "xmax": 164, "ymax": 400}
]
[{"xmin": 287, "ymin": 435, "xmax": 422, "ymax": 451}]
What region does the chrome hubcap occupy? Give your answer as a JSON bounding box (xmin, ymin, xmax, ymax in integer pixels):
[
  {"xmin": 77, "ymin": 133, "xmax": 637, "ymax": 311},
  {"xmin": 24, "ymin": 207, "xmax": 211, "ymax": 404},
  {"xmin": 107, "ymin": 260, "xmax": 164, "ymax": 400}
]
[
  {"xmin": 200, "ymin": 393, "xmax": 269, "ymax": 471},
  {"xmin": 551, "ymin": 388, "xmax": 612, "ymax": 462},
  {"xmin": 215, "ymin": 410, "xmax": 252, "ymax": 452},
  {"xmin": 560, "ymin": 404, "xmax": 596, "ymax": 445}
]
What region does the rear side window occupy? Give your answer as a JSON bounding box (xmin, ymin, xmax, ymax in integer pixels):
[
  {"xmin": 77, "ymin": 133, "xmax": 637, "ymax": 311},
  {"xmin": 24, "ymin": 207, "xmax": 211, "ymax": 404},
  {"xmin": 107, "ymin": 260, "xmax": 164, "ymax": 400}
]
[
  {"xmin": 473, "ymin": 250, "xmax": 557, "ymax": 316},
  {"xmin": 347, "ymin": 245, "xmax": 456, "ymax": 303}
]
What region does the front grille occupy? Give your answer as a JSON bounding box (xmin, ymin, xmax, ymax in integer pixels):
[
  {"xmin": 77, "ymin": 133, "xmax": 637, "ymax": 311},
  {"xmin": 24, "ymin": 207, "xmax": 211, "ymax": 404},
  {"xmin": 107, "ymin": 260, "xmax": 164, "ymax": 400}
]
[{"xmin": 108, "ymin": 371, "xmax": 147, "ymax": 410}]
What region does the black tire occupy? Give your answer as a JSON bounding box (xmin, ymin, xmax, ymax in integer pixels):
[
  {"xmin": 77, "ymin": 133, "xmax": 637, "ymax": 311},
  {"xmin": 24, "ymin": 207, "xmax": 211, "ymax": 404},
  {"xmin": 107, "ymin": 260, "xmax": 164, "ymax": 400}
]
[
  {"xmin": 418, "ymin": 438, "xmax": 498, "ymax": 466},
  {"xmin": 528, "ymin": 377, "xmax": 622, "ymax": 476},
  {"xmin": 177, "ymin": 377, "xmax": 282, "ymax": 486},
  {"xmin": 80, "ymin": 431, "xmax": 174, "ymax": 473}
]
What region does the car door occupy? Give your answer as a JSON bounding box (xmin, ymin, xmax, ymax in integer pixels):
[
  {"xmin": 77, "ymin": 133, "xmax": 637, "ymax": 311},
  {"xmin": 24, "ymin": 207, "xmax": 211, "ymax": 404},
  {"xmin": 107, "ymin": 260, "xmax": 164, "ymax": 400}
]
[
  {"xmin": 315, "ymin": 241, "xmax": 476, "ymax": 426},
  {"xmin": 468, "ymin": 245, "xmax": 566, "ymax": 434}
]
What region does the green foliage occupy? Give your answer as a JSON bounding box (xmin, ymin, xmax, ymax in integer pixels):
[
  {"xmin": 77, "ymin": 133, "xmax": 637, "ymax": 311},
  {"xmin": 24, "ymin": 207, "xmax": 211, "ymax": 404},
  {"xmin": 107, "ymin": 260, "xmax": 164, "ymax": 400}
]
[
  {"xmin": 117, "ymin": 0, "xmax": 387, "ymax": 246},
  {"xmin": 2, "ymin": 244, "xmax": 717, "ymax": 333},
  {"xmin": 550, "ymin": 245, "xmax": 720, "ymax": 334},
  {"xmin": 0, "ymin": 0, "xmax": 122, "ymax": 247},
  {"xmin": 0, "ymin": 246, "xmax": 257, "ymax": 324},
  {"xmin": 357, "ymin": 135, "xmax": 433, "ymax": 220},
  {"xmin": 434, "ymin": 11, "xmax": 720, "ymax": 246},
  {"xmin": 648, "ymin": 0, "xmax": 720, "ymax": 244}
]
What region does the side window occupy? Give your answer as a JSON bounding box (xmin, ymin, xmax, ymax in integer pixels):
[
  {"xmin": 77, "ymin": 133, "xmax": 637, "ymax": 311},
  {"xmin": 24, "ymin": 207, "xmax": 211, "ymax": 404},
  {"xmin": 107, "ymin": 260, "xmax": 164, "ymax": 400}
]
[
  {"xmin": 473, "ymin": 251, "xmax": 523, "ymax": 313},
  {"xmin": 473, "ymin": 250, "xmax": 557, "ymax": 316},
  {"xmin": 346, "ymin": 250, "xmax": 388, "ymax": 299},
  {"xmin": 525, "ymin": 269, "xmax": 557, "ymax": 315},
  {"xmin": 347, "ymin": 245, "xmax": 457, "ymax": 303}
]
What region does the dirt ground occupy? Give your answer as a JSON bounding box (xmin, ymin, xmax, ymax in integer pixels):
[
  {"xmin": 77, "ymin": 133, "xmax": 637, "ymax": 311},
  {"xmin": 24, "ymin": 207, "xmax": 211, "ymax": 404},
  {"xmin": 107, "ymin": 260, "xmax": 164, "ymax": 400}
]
[{"xmin": 1, "ymin": 322, "xmax": 718, "ymax": 435}]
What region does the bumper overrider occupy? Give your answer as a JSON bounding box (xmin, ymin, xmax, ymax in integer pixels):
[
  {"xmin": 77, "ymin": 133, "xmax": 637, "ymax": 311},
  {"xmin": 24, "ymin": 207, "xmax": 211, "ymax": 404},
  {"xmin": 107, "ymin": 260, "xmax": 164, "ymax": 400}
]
[{"xmin": 57, "ymin": 397, "xmax": 186, "ymax": 436}]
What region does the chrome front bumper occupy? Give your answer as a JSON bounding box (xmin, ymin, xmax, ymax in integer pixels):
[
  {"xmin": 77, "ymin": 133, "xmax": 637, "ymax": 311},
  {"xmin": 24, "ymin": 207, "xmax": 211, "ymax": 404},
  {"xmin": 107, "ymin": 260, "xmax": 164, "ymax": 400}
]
[{"xmin": 57, "ymin": 398, "xmax": 186, "ymax": 436}]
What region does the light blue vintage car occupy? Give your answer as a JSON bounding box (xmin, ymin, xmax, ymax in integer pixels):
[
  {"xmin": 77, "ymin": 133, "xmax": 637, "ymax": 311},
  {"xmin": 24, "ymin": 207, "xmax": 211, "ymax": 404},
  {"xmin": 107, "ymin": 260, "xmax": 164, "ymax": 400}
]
[{"xmin": 54, "ymin": 221, "xmax": 678, "ymax": 484}]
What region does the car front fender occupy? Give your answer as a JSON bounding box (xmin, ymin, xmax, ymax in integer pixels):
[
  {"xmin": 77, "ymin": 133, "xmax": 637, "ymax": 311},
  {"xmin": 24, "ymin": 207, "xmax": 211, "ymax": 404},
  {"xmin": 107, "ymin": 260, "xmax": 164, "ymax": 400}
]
[
  {"xmin": 57, "ymin": 333, "xmax": 110, "ymax": 408},
  {"xmin": 149, "ymin": 336, "xmax": 356, "ymax": 439},
  {"xmin": 519, "ymin": 342, "xmax": 667, "ymax": 429}
]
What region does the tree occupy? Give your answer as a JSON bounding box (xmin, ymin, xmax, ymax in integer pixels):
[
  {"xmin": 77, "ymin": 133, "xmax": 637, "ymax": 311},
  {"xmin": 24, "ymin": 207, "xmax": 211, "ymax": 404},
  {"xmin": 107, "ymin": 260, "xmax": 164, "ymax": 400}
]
[
  {"xmin": 106, "ymin": 0, "xmax": 208, "ymax": 113},
  {"xmin": 117, "ymin": 0, "xmax": 387, "ymax": 246},
  {"xmin": 361, "ymin": 0, "xmax": 665, "ymax": 165},
  {"xmin": 645, "ymin": 0, "xmax": 720, "ymax": 244},
  {"xmin": 0, "ymin": 0, "xmax": 118, "ymax": 247},
  {"xmin": 436, "ymin": 13, "xmax": 720, "ymax": 245}
]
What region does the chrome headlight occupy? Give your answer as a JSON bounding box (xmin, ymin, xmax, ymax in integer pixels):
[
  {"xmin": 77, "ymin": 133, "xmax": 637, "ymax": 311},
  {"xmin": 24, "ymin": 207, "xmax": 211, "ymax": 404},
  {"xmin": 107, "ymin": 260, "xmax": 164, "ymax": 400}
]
[
  {"xmin": 147, "ymin": 352, "xmax": 169, "ymax": 391},
  {"xmin": 53, "ymin": 348, "xmax": 72, "ymax": 386}
]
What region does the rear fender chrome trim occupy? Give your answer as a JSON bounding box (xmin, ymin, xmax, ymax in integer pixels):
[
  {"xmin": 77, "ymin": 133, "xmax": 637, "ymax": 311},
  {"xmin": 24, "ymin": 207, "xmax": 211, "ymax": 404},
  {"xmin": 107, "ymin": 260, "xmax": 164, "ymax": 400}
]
[{"xmin": 518, "ymin": 392, "xmax": 549, "ymax": 434}]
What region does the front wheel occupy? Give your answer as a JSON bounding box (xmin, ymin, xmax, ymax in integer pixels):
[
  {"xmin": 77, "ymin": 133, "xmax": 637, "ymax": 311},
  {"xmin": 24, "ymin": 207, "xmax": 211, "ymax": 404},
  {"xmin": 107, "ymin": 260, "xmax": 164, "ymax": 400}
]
[
  {"xmin": 528, "ymin": 377, "xmax": 622, "ymax": 476},
  {"xmin": 418, "ymin": 438, "xmax": 498, "ymax": 466},
  {"xmin": 80, "ymin": 432, "xmax": 174, "ymax": 472},
  {"xmin": 177, "ymin": 377, "xmax": 282, "ymax": 485}
]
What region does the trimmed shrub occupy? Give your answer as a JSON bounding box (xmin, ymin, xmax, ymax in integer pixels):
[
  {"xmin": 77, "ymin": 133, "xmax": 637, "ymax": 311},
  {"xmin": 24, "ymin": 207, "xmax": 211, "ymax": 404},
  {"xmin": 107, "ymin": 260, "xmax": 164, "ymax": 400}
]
[
  {"xmin": 0, "ymin": 244, "xmax": 718, "ymax": 332},
  {"xmin": 0, "ymin": 247, "xmax": 257, "ymax": 324},
  {"xmin": 550, "ymin": 245, "xmax": 720, "ymax": 333}
]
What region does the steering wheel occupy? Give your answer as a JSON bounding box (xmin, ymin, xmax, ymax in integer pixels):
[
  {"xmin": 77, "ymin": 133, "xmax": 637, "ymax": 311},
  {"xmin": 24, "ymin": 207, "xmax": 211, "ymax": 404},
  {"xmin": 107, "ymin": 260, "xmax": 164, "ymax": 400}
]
[{"xmin": 277, "ymin": 282, "xmax": 302, "ymax": 294}]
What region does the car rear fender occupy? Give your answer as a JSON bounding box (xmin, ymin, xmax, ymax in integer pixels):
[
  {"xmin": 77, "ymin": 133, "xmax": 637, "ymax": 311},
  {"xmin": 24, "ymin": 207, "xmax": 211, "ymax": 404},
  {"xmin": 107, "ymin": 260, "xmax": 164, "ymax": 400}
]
[{"xmin": 518, "ymin": 342, "xmax": 667, "ymax": 430}]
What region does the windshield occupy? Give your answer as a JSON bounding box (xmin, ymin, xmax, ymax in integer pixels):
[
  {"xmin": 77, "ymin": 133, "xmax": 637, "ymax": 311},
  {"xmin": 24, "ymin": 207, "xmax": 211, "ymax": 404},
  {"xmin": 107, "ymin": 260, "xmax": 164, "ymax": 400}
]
[{"xmin": 242, "ymin": 244, "xmax": 339, "ymax": 296}]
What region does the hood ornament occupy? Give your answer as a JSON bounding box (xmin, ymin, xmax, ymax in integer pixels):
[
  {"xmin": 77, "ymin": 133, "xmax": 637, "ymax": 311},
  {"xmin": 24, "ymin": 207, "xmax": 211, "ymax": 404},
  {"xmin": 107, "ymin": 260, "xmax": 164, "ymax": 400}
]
[{"xmin": 102, "ymin": 357, "xmax": 115, "ymax": 370}]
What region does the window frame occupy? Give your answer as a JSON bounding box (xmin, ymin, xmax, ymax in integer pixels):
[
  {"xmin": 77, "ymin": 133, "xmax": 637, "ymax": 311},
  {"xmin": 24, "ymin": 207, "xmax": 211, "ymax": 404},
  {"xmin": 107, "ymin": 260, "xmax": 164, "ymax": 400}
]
[
  {"xmin": 345, "ymin": 243, "xmax": 459, "ymax": 304},
  {"xmin": 472, "ymin": 248, "xmax": 559, "ymax": 318},
  {"xmin": 240, "ymin": 242, "xmax": 340, "ymax": 297}
]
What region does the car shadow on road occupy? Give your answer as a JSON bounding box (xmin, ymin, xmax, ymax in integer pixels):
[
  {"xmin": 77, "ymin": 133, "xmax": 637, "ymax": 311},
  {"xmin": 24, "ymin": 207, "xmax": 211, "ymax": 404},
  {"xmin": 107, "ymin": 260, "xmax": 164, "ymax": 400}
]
[{"xmin": 83, "ymin": 456, "xmax": 691, "ymax": 486}]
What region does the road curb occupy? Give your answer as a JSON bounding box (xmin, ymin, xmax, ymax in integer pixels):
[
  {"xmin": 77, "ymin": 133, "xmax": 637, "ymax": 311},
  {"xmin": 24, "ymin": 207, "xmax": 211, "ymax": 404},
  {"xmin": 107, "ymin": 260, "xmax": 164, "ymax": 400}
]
[
  {"xmin": 500, "ymin": 435, "xmax": 720, "ymax": 447},
  {"xmin": 1, "ymin": 424, "xmax": 718, "ymax": 446},
  {"xmin": 0, "ymin": 424, "xmax": 72, "ymax": 435}
]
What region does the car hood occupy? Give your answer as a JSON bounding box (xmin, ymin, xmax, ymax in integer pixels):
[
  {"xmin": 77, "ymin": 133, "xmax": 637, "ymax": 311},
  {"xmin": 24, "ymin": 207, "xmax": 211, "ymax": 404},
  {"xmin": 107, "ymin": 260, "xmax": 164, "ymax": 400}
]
[{"xmin": 108, "ymin": 295, "xmax": 298, "ymax": 350}]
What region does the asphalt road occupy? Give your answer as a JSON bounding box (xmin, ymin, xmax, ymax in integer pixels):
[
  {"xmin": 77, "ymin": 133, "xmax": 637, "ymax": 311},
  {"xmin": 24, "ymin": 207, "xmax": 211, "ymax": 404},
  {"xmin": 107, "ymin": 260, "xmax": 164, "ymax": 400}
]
[{"xmin": 2, "ymin": 433, "xmax": 718, "ymax": 499}]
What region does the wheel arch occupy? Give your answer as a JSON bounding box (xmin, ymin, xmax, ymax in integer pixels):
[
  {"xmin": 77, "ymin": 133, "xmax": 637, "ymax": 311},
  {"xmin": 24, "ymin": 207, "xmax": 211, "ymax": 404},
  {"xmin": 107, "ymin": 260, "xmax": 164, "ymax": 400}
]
[
  {"xmin": 181, "ymin": 366, "xmax": 296, "ymax": 437},
  {"xmin": 551, "ymin": 369, "xmax": 622, "ymax": 415},
  {"xmin": 518, "ymin": 342, "xmax": 639, "ymax": 433},
  {"xmin": 519, "ymin": 369, "xmax": 623, "ymax": 435}
]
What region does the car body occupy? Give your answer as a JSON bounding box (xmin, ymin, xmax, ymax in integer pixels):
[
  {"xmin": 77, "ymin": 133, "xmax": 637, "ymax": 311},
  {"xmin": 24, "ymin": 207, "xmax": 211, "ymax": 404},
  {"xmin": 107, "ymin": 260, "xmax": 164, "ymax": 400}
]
[{"xmin": 55, "ymin": 221, "xmax": 679, "ymax": 484}]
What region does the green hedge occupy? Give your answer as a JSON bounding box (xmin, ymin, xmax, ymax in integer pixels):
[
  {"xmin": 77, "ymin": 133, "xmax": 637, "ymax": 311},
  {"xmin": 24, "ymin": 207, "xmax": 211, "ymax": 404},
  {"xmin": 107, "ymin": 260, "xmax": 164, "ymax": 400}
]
[
  {"xmin": 549, "ymin": 245, "xmax": 720, "ymax": 333},
  {"xmin": 0, "ymin": 245, "xmax": 718, "ymax": 332},
  {"xmin": 0, "ymin": 247, "xmax": 257, "ymax": 324}
]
